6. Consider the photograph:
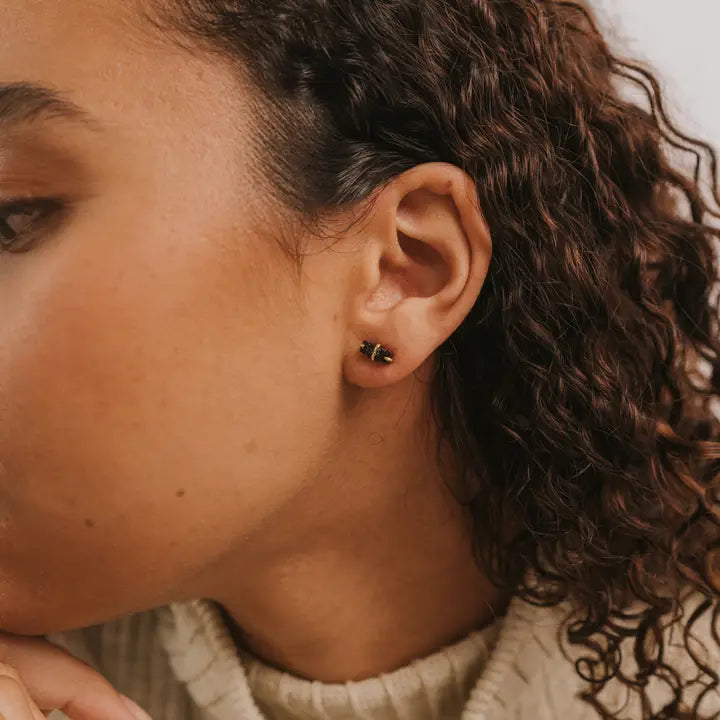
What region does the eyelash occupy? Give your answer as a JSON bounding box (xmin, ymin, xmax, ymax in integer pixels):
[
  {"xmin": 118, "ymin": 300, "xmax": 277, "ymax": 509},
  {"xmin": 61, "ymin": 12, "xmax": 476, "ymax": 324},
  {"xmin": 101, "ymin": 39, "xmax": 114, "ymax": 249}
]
[{"xmin": 0, "ymin": 197, "xmax": 68, "ymax": 254}]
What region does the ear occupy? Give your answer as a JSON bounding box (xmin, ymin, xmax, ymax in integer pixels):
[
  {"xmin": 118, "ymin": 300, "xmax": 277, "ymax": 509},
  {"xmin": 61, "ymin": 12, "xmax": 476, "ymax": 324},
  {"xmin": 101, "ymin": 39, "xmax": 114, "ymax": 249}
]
[{"xmin": 343, "ymin": 162, "xmax": 492, "ymax": 389}]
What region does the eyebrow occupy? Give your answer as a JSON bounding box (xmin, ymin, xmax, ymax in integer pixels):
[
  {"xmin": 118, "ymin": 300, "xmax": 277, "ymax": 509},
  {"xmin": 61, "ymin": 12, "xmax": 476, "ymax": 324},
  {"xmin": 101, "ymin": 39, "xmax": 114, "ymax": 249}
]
[{"xmin": 0, "ymin": 82, "xmax": 104, "ymax": 132}]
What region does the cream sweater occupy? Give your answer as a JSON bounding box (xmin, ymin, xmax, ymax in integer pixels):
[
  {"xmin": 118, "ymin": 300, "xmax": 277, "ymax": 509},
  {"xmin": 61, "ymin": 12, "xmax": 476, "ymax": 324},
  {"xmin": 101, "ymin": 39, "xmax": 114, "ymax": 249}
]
[{"xmin": 43, "ymin": 592, "xmax": 719, "ymax": 720}]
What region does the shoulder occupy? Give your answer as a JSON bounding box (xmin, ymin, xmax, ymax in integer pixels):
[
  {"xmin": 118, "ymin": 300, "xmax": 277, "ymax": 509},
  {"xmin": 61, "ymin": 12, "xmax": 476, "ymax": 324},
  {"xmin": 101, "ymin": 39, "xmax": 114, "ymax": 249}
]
[
  {"xmin": 463, "ymin": 596, "xmax": 599, "ymax": 719},
  {"xmin": 466, "ymin": 591, "xmax": 720, "ymax": 720}
]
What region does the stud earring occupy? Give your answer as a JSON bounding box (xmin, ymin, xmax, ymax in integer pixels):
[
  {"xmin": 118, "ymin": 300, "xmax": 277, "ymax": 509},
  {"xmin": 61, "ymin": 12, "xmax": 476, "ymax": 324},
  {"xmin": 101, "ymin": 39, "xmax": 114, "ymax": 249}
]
[{"xmin": 359, "ymin": 340, "xmax": 394, "ymax": 364}]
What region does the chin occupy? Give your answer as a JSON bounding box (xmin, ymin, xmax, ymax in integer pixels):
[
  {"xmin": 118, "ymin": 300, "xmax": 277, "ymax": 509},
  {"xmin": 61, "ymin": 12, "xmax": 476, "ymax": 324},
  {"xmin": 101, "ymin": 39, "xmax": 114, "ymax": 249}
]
[
  {"xmin": 0, "ymin": 584, "xmax": 69, "ymax": 637},
  {"xmin": 0, "ymin": 610, "xmax": 52, "ymax": 637}
]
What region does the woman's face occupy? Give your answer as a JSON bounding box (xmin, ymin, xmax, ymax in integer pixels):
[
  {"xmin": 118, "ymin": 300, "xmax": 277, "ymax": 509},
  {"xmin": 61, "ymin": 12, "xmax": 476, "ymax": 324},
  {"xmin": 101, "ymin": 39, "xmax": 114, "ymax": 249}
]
[{"xmin": 0, "ymin": 0, "xmax": 350, "ymax": 633}]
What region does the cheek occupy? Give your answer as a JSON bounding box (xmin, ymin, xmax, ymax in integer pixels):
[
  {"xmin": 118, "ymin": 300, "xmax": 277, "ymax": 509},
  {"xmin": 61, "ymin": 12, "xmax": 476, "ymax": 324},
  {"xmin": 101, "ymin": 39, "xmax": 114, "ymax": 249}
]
[{"xmin": 0, "ymin": 208, "xmax": 327, "ymax": 633}]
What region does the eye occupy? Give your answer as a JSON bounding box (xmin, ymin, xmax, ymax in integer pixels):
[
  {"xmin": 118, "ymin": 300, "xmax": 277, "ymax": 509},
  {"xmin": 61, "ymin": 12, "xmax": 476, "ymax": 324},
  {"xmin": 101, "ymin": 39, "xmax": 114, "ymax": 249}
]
[{"xmin": 0, "ymin": 198, "xmax": 65, "ymax": 253}]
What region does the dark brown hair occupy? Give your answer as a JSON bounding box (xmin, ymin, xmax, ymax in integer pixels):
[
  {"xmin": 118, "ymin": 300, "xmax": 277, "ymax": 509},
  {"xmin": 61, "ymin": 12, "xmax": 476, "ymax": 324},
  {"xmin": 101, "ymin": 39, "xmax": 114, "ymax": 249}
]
[{"xmin": 145, "ymin": 1, "xmax": 720, "ymax": 717}]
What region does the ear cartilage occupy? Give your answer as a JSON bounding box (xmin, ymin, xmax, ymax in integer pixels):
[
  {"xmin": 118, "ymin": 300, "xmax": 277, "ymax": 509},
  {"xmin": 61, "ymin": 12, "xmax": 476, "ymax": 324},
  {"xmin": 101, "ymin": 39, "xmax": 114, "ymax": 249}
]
[{"xmin": 360, "ymin": 340, "xmax": 394, "ymax": 364}]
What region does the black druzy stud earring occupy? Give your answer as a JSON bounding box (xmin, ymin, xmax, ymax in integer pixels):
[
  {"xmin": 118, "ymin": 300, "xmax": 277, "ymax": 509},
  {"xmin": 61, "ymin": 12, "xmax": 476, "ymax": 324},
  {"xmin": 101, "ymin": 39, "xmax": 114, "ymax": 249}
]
[{"xmin": 360, "ymin": 340, "xmax": 394, "ymax": 364}]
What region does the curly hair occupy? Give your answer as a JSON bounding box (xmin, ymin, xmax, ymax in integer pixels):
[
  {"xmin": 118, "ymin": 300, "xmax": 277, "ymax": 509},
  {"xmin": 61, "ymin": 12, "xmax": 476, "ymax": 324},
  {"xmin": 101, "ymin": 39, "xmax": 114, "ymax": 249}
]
[{"xmin": 144, "ymin": 1, "xmax": 720, "ymax": 717}]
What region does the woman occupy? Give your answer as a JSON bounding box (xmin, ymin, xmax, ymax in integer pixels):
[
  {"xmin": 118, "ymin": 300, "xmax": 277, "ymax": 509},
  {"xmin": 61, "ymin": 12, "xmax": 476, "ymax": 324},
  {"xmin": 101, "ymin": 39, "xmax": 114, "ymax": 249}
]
[{"xmin": 0, "ymin": 0, "xmax": 718, "ymax": 718}]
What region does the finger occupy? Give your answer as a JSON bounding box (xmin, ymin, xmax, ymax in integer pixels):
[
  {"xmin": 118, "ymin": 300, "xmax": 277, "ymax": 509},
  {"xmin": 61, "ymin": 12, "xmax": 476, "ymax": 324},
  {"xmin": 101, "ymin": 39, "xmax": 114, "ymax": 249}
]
[
  {"xmin": 0, "ymin": 662, "xmax": 45, "ymax": 720},
  {"xmin": 0, "ymin": 635, "xmax": 144, "ymax": 720},
  {"xmin": 0, "ymin": 669, "xmax": 45, "ymax": 720}
]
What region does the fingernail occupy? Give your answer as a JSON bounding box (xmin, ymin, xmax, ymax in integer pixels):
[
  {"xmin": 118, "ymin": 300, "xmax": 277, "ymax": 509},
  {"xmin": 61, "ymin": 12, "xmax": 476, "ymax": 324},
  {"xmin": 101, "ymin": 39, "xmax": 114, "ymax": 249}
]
[{"xmin": 119, "ymin": 694, "xmax": 153, "ymax": 720}]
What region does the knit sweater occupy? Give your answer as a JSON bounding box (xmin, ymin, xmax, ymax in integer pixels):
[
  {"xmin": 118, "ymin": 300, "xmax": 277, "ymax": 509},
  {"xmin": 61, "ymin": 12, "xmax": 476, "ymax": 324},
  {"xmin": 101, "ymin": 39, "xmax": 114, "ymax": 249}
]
[{"xmin": 42, "ymin": 590, "xmax": 720, "ymax": 720}]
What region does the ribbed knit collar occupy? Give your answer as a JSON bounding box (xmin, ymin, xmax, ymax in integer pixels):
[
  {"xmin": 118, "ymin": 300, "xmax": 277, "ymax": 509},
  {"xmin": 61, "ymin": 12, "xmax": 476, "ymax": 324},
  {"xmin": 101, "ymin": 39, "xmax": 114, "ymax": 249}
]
[
  {"xmin": 239, "ymin": 619, "xmax": 502, "ymax": 720},
  {"xmin": 156, "ymin": 594, "xmax": 542, "ymax": 720}
]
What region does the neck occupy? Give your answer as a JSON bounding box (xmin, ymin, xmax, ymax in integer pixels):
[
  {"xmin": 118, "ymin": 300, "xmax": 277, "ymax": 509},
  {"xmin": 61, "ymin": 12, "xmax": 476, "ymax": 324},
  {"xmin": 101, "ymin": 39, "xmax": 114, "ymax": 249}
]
[{"xmin": 194, "ymin": 370, "xmax": 508, "ymax": 682}]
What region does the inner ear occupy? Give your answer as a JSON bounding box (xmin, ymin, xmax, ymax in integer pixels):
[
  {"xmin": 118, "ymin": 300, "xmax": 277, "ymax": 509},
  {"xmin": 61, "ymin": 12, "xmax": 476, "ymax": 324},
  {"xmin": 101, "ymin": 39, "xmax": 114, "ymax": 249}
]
[{"xmin": 396, "ymin": 232, "xmax": 450, "ymax": 298}]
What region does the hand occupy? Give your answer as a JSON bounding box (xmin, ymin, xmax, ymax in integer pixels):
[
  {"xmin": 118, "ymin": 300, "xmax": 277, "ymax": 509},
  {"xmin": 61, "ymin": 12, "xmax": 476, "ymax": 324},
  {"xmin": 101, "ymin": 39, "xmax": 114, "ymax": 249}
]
[{"xmin": 0, "ymin": 632, "xmax": 151, "ymax": 720}]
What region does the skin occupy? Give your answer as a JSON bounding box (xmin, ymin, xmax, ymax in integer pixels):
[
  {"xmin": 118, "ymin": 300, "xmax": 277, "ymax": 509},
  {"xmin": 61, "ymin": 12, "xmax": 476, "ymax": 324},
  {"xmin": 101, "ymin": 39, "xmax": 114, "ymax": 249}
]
[{"xmin": 0, "ymin": 0, "xmax": 503, "ymax": 683}]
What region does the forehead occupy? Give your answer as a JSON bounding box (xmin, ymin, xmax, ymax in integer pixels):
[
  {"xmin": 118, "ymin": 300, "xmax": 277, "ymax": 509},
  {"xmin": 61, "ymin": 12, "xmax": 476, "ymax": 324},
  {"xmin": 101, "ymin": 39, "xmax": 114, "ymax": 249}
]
[
  {"xmin": 1, "ymin": 0, "xmax": 149, "ymax": 87},
  {"xmin": 0, "ymin": 0, "xmax": 245, "ymax": 143}
]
